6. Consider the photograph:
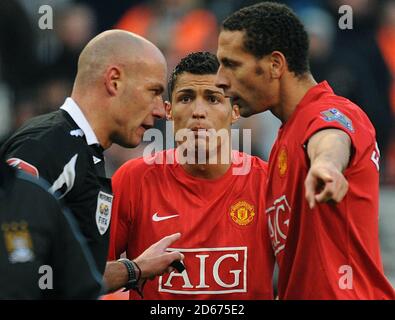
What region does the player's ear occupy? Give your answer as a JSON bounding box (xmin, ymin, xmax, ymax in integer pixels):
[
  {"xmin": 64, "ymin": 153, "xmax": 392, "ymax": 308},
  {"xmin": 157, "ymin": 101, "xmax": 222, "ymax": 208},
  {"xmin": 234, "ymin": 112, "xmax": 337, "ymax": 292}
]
[
  {"xmin": 231, "ymin": 105, "xmax": 240, "ymax": 124},
  {"xmin": 269, "ymin": 51, "xmax": 286, "ymax": 79},
  {"xmin": 104, "ymin": 66, "xmax": 122, "ymax": 96},
  {"xmin": 165, "ymin": 101, "xmax": 173, "ymax": 120}
]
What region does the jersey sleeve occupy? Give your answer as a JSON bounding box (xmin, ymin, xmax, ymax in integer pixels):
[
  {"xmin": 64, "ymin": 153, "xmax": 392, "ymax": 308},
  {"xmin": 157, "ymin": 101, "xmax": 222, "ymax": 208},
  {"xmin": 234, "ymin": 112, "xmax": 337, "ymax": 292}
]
[
  {"xmin": 301, "ymin": 104, "xmax": 376, "ymax": 167},
  {"xmin": 4, "ymin": 138, "xmax": 51, "ymax": 178},
  {"xmin": 108, "ymin": 162, "xmax": 135, "ymax": 260},
  {"xmin": 3, "ymin": 137, "xmax": 85, "ymax": 198}
]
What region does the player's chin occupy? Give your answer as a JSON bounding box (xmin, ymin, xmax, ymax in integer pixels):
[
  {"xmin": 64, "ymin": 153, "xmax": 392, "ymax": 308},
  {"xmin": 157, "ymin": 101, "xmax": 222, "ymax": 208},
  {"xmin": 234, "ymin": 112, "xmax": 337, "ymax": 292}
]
[
  {"xmin": 238, "ymin": 104, "xmax": 254, "ymax": 118},
  {"xmin": 129, "ymin": 136, "xmax": 143, "ymax": 148}
]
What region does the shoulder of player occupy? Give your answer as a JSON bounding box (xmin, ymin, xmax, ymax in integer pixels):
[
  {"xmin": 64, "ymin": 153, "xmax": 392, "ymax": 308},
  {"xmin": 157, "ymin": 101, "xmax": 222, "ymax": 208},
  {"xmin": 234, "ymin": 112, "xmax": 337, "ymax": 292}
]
[
  {"xmin": 299, "ymin": 95, "xmax": 375, "ymax": 137},
  {"xmin": 2, "ymin": 112, "xmax": 94, "ymax": 184},
  {"xmin": 112, "ymin": 151, "xmax": 164, "ymax": 185},
  {"xmin": 8, "ymin": 111, "xmax": 85, "ymax": 151},
  {"xmin": 305, "ymin": 94, "xmax": 368, "ymax": 121},
  {"xmin": 15, "ymin": 111, "xmax": 90, "ymax": 156}
]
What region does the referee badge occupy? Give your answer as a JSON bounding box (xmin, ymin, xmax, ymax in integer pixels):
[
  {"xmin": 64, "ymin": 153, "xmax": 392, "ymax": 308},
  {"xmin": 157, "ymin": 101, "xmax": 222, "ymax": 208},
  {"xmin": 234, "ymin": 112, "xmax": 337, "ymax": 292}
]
[
  {"xmin": 230, "ymin": 200, "xmax": 255, "ymax": 226},
  {"xmin": 95, "ymin": 191, "xmax": 113, "ymax": 235}
]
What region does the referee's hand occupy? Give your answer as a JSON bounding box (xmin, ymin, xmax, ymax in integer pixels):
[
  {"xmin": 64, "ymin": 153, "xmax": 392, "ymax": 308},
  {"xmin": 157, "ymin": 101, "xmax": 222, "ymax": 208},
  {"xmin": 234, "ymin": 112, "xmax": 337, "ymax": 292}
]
[{"xmin": 134, "ymin": 233, "xmax": 184, "ymax": 280}]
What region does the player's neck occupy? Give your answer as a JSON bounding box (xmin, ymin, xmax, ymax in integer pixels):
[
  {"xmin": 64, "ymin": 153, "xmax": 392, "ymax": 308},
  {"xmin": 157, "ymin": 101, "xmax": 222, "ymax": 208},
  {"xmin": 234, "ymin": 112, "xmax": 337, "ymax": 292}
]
[
  {"xmin": 178, "ymin": 142, "xmax": 233, "ymax": 180},
  {"xmin": 182, "ymin": 162, "xmax": 232, "ymax": 180},
  {"xmin": 273, "ymin": 73, "xmax": 317, "ymax": 123}
]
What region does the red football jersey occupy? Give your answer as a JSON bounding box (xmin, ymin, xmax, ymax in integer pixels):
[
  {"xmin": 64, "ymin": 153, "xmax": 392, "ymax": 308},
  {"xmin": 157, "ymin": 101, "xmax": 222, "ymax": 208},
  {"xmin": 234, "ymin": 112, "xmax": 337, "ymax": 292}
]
[
  {"xmin": 109, "ymin": 150, "xmax": 274, "ymax": 299},
  {"xmin": 266, "ymin": 81, "xmax": 395, "ymax": 299}
]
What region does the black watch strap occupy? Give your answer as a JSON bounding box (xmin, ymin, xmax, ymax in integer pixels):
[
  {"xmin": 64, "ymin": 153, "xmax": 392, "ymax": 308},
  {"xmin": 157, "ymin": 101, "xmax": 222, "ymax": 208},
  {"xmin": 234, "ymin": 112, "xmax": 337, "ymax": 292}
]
[{"xmin": 118, "ymin": 258, "xmax": 138, "ymax": 290}]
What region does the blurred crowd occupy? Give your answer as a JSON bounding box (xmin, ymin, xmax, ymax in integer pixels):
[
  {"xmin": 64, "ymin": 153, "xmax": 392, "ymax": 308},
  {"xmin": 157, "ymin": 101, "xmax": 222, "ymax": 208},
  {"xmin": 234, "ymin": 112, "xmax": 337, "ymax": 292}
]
[{"xmin": 0, "ymin": 0, "xmax": 394, "ymax": 287}]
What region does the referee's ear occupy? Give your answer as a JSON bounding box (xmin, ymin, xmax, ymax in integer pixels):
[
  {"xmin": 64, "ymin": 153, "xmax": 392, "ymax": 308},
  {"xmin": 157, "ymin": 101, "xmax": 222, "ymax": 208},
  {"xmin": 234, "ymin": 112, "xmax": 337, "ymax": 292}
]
[
  {"xmin": 165, "ymin": 101, "xmax": 173, "ymax": 120},
  {"xmin": 105, "ymin": 66, "xmax": 121, "ymax": 96}
]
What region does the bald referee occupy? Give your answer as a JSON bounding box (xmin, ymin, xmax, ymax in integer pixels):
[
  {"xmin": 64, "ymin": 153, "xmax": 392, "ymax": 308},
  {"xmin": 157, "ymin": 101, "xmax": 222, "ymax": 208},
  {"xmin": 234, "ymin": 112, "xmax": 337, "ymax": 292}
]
[{"xmin": 1, "ymin": 30, "xmax": 183, "ymax": 293}]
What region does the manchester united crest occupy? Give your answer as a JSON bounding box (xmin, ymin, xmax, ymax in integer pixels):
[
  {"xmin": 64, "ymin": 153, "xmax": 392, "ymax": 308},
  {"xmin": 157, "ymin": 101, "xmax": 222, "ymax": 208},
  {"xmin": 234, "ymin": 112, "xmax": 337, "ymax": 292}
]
[
  {"xmin": 278, "ymin": 146, "xmax": 288, "ymax": 177},
  {"xmin": 230, "ymin": 200, "xmax": 255, "ymax": 226}
]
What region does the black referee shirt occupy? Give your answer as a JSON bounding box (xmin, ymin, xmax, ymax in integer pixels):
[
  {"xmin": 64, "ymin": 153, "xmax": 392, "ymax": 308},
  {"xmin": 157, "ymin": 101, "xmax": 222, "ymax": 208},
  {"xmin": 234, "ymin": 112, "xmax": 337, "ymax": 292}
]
[
  {"xmin": 0, "ymin": 162, "xmax": 103, "ymax": 299},
  {"xmin": 0, "ymin": 98, "xmax": 113, "ymax": 274}
]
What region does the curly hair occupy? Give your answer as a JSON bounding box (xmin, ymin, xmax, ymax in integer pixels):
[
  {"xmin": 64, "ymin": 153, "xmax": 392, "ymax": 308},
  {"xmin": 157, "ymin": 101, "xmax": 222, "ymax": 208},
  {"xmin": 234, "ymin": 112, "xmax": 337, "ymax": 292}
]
[
  {"xmin": 222, "ymin": 2, "xmax": 310, "ymax": 76},
  {"xmin": 168, "ymin": 51, "xmax": 219, "ymax": 100}
]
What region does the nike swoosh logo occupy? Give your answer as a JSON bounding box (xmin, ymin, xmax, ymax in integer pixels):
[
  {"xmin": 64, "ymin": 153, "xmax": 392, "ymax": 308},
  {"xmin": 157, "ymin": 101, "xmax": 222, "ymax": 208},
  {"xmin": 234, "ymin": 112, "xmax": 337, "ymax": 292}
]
[{"xmin": 152, "ymin": 212, "xmax": 179, "ymax": 222}]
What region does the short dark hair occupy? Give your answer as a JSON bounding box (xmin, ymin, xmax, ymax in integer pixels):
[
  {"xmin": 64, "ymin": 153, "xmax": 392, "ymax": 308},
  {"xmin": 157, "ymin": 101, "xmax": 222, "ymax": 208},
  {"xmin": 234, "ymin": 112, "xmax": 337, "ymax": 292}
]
[
  {"xmin": 168, "ymin": 52, "xmax": 219, "ymax": 100},
  {"xmin": 222, "ymin": 1, "xmax": 310, "ymax": 76}
]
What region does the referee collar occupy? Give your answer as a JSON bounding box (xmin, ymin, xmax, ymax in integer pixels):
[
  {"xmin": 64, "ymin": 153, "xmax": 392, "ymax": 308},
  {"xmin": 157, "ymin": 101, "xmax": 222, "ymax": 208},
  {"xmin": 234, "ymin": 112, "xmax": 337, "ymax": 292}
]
[{"xmin": 60, "ymin": 98, "xmax": 100, "ymax": 146}]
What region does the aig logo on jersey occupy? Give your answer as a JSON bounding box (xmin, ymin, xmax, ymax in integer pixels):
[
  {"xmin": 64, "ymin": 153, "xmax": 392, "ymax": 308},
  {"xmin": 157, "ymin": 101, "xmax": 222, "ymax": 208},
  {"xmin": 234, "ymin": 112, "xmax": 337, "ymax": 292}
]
[
  {"xmin": 95, "ymin": 191, "xmax": 113, "ymax": 235},
  {"xmin": 2, "ymin": 221, "xmax": 35, "ymax": 263},
  {"xmin": 158, "ymin": 247, "xmax": 247, "ymax": 295},
  {"xmin": 266, "ymin": 195, "xmax": 291, "ymax": 257},
  {"xmin": 230, "ymin": 201, "xmax": 255, "ymax": 226}
]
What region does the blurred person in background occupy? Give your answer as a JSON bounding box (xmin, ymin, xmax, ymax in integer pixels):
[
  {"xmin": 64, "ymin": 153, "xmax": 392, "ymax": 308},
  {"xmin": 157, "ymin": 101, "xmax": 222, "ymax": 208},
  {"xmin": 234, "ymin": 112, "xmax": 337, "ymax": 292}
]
[
  {"xmin": 115, "ymin": 0, "xmax": 218, "ymax": 70},
  {"xmin": 298, "ymin": 6, "xmax": 336, "ymax": 84},
  {"xmin": 377, "ymin": 0, "xmax": 395, "ymax": 184},
  {"xmin": 76, "ymin": 0, "xmax": 139, "ymax": 32},
  {"xmin": 0, "ymin": 0, "xmax": 37, "ymax": 96},
  {"xmin": 323, "ymin": 0, "xmax": 393, "ymax": 179},
  {"xmin": 0, "ymin": 1, "xmax": 98, "ymax": 145},
  {"xmin": 0, "ymin": 0, "xmax": 38, "ymax": 144},
  {"xmin": 376, "ymin": 0, "xmax": 395, "ymax": 285},
  {"xmin": 37, "ymin": 3, "xmax": 97, "ymax": 115}
]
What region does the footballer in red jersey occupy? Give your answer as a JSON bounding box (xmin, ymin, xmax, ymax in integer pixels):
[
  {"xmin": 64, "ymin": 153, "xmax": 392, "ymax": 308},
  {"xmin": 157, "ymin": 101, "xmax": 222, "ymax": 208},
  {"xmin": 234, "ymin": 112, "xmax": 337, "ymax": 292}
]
[
  {"xmin": 216, "ymin": 3, "xmax": 395, "ymax": 299},
  {"xmin": 108, "ymin": 52, "xmax": 275, "ymax": 299}
]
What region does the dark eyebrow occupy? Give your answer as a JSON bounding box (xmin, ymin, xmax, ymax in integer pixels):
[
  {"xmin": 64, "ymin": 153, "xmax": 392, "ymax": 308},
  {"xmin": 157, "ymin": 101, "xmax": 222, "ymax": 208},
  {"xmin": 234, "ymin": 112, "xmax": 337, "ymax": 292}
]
[
  {"xmin": 175, "ymin": 88, "xmax": 195, "ymax": 95},
  {"xmin": 220, "ymin": 57, "xmax": 239, "ymax": 67},
  {"xmin": 204, "ymin": 89, "xmax": 225, "ymax": 96}
]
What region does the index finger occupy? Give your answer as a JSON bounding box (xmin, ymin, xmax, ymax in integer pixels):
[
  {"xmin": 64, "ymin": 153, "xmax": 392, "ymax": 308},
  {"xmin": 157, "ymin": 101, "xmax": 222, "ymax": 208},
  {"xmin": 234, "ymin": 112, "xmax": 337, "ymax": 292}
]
[
  {"xmin": 156, "ymin": 232, "xmax": 181, "ymax": 249},
  {"xmin": 305, "ymin": 173, "xmax": 317, "ymax": 209}
]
